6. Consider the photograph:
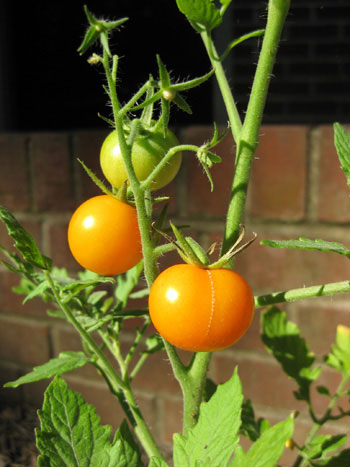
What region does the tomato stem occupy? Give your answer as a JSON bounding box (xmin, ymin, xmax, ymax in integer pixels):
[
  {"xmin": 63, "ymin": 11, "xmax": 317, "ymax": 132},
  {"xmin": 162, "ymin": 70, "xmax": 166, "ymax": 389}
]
[
  {"xmin": 255, "ymin": 280, "xmax": 350, "ymax": 308},
  {"xmin": 202, "ymin": 0, "xmax": 290, "ymax": 257}
]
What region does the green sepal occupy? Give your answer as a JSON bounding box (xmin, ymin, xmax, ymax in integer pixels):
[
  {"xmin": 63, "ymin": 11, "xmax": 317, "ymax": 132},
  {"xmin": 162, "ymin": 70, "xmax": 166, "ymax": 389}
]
[
  {"xmin": 77, "ymin": 159, "xmax": 115, "ymax": 198},
  {"xmin": 77, "ymin": 5, "xmax": 128, "ymax": 56},
  {"xmin": 168, "ymin": 221, "xmax": 206, "ymax": 267}
]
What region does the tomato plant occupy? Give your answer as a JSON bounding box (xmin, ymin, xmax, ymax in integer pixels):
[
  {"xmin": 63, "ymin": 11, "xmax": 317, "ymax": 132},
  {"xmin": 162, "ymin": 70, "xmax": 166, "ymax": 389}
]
[
  {"xmin": 148, "ymin": 263, "xmax": 255, "ymax": 352},
  {"xmin": 100, "ymin": 125, "xmax": 182, "ymax": 191},
  {"xmin": 68, "ymin": 195, "xmax": 142, "ymax": 276}
]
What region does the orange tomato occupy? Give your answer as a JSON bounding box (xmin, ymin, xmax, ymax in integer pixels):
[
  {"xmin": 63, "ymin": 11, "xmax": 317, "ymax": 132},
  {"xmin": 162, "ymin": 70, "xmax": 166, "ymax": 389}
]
[
  {"xmin": 148, "ymin": 264, "xmax": 254, "ymax": 352},
  {"xmin": 68, "ymin": 195, "xmax": 142, "ymax": 276}
]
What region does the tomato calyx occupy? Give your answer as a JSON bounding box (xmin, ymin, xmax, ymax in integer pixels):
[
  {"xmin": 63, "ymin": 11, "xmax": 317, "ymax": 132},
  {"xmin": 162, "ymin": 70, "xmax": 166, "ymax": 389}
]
[{"xmin": 153, "ymin": 221, "xmax": 257, "ymax": 269}]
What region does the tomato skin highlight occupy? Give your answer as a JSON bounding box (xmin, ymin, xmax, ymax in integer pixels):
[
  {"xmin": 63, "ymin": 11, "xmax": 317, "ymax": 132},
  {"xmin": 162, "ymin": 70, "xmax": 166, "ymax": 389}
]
[
  {"xmin": 148, "ymin": 264, "xmax": 255, "ymax": 352},
  {"xmin": 68, "ymin": 195, "xmax": 142, "ymax": 276},
  {"xmin": 100, "ymin": 127, "xmax": 182, "ymax": 191}
]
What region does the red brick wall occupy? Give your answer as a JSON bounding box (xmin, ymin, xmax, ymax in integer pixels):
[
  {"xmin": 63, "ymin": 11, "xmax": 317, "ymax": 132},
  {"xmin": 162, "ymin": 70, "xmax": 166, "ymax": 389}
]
[{"xmin": 0, "ymin": 125, "xmax": 349, "ymax": 458}]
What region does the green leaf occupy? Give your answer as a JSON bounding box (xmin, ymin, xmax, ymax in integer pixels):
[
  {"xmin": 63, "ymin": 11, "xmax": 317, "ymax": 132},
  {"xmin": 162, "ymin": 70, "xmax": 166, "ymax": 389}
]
[
  {"xmin": 314, "ymin": 448, "xmax": 350, "ymax": 466},
  {"xmin": 22, "ymin": 280, "xmax": 50, "ymax": 304},
  {"xmin": 325, "ymin": 325, "xmax": 350, "ymax": 377},
  {"xmin": 115, "ymin": 261, "xmax": 144, "ymax": 307},
  {"xmin": 36, "ymin": 376, "xmax": 141, "ymax": 466},
  {"xmin": 261, "ymin": 237, "xmax": 350, "ymax": 258},
  {"xmin": 230, "ymin": 416, "xmax": 294, "ymax": 467},
  {"xmin": 149, "ymin": 458, "xmax": 170, "ymax": 467},
  {"xmin": 261, "ymin": 307, "xmax": 321, "ymax": 401},
  {"xmin": 112, "ymin": 420, "xmax": 143, "ymax": 467},
  {"xmin": 239, "ymin": 399, "xmax": 269, "ymax": 442},
  {"xmin": 176, "ymin": 0, "xmax": 222, "ymax": 32},
  {"xmin": 5, "ymin": 352, "xmax": 89, "ymax": 388},
  {"xmin": 316, "ymin": 385, "xmax": 331, "ymax": 397},
  {"xmin": 173, "ymin": 368, "xmax": 242, "ymax": 467},
  {"xmin": 334, "ymin": 122, "xmax": 350, "ymax": 188},
  {"xmin": 304, "ymin": 434, "xmax": 347, "ymax": 462},
  {"xmin": 0, "ymin": 206, "xmax": 49, "ymax": 269}
]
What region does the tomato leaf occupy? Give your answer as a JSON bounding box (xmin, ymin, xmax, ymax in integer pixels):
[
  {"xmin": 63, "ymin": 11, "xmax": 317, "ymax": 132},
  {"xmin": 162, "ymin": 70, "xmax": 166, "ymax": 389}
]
[
  {"xmin": 173, "ymin": 368, "xmax": 242, "ymax": 467},
  {"xmin": 149, "ymin": 458, "xmax": 170, "ymax": 467},
  {"xmin": 334, "ymin": 122, "xmax": 350, "ymax": 189},
  {"xmin": 239, "ymin": 399, "xmax": 270, "ymax": 442},
  {"xmin": 36, "ymin": 376, "xmax": 142, "ymax": 466},
  {"xmin": 115, "ymin": 261, "xmax": 144, "ymax": 308},
  {"xmin": 325, "ymin": 325, "xmax": 350, "ymax": 377},
  {"xmin": 4, "ymin": 352, "xmax": 90, "ymax": 388},
  {"xmin": 0, "ymin": 206, "xmax": 50, "ymax": 270},
  {"xmin": 303, "ymin": 434, "xmax": 348, "ymax": 462},
  {"xmin": 261, "ymin": 307, "xmax": 322, "ymax": 402},
  {"xmin": 261, "ymin": 237, "xmax": 350, "ymax": 258},
  {"xmin": 229, "ymin": 416, "xmax": 294, "ymax": 467},
  {"xmin": 176, "ymin": 0, "xmax": 222, "ymax": 32}
]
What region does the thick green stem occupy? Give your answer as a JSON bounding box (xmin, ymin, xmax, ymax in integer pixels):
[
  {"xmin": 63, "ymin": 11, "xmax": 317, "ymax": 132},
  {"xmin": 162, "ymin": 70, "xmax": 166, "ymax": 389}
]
[
  {"xmin": 255, "ymin": 280, "xmax": 350, "ymax": 308},
  {"xmin": 221, "ymin": 0, "xmax": 290, "ymax": 254}
]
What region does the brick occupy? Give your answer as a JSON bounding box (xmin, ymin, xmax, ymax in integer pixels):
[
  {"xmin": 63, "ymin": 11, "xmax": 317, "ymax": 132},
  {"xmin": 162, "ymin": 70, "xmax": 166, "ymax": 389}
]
[
  {"xmin": 159, "ymin": 397, "xmax": 183, "ymax": 444},
  {"xmin": 234, "ymin": 310, "xmax": 265, "ymax": 352},
  {"xmin": 293, "ymin": 302, "xmax": 350, "ymax": 356},
  {"xmin": 317, "ymin": 125, "xmax": 350, "ymax": 222},
  {"xmin": 73, "ymin": 130, "xmax": 108, "ymax": 201},
  {"xmin": 214, "ymin": 353, "xmax": 306, "ymax": 412},
  {"xmin": 248, "ymin": 125, "xmax": 308, "ymax": 220},
  {"xmin": 0, "ymin": 217, "xmax": 42, "ymax": 254},
  {"xmin": 182, "ymin": 126, "xmax": 235, "ymax": 218},
  {"xmin": 234, "ymin": 230, "xmax": 350, "ymax": 294},
  {"xmin": 132, "ymin": 348, "xmax": 183, "ymax": 396},
  {"xmin": 0, "ymin": 317, "xmax": 50, "ymax": 366},
  {"xmin": 45, "ymin": 220, "xmax": 79, "ymax": 271},
  {"xmin": 0, "ymin": 271, "xmax": 48, "ymax": 318},
  {"xmin": 0, "ymin": 134, "xmax": 30, "ymax": 211},
  {"xmin": 30, "ymin": 133, "xmax": 75, "ymax": 212}
]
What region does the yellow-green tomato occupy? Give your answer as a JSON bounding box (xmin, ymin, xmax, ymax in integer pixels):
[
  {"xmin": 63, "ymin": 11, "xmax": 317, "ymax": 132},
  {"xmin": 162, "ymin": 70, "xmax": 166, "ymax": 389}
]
[{"xmin": 100, "ymin": 127, "xmax": 182, "ymax": 191}]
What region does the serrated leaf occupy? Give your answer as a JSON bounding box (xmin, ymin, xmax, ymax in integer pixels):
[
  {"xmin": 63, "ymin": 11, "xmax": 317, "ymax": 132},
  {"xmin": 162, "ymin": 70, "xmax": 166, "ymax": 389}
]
[
  {"xmin": 112, "ymin": 419, "xmax": 143, "ymax": 467},
  {"xmin": 149, "ymin": 458, "xmax": 170, "ymax": 467},
  {"xmin": 325, "ymin": 325, "xmax": 350, "ymax": 376},
  {"xmin": 230, "ymin": 416, "xmax": 294, "ymax": 467},
  {"xmin": 115, "ymin": 261, "xmax": 144, "ymax": 307},
  {"xmin": 5, "ymin": 352, "xmax": 89, "ymax": 388},
  {"xmin": 22, "ymin": 279, "xmax": 50, "ymax": 304},
  {"xmin": 173, "ymin": 368, "xmax": 242, "ymax": 467},
  {"xmin": 0, "ymin": 206, "xmax": 49, "ymax": 269},
  {"xmin": 261, "ymin": 307, "xmax": 321, "ymax": 401},
  {"xmin": 334, "ymin": 122, "xmax": 350, "ymax": 188},
  {"xmin": 36, "ymin": 376, "xmax": 139, "ymax": 467},
  {"xmin": 304, "ymin": 434, "xmax": 347, "ymax": 461},
  {"xmin": 239, "ymin": 399, "xmax": 267, "ymax": 442},
  {"xmin": 176, "ymin": 0, "xmax": 222, "ymax": 32},
  {"xmin": 314, "ymin": 448, "xmax": 350, "ymax": 466},
  {"xmin": 261, "ymin": 237, "xmax": 350, "ymax": 258}
]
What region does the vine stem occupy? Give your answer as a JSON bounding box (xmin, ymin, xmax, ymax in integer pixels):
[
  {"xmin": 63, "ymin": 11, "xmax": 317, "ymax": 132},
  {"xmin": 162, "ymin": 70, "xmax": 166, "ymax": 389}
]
[
  {"xmin": 202, "ymin": 0, "xmax": 290, "ymax": 256},
  {"xmin": 293, "ymin": 374, "xmax": 350, "ymax": 467},
  {"xmin": 255, "ymin": 280, "xmax": 350, "ymax": 308}
]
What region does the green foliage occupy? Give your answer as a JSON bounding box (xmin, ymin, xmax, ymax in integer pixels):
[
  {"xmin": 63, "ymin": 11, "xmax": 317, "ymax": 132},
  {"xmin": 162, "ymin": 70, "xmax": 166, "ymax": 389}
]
[
  {"xmin": 334, "ymin": 122, "xmax": 350, "ymax": 189},
  {"xmin": 325, "ymin": 324, "xmax": 350, "ymax": 377},
  {"xmin": 261, "ymin": 237, "xmax": 350, "ymax": 258},
  {"xmin": 36, "ymin": 376, "xmax": 142, "ymax": 466},
  {"xmin": 0, "ymin": 205, "xmax": 50, "ymax": 269},
  {"xmin": 173, "ymin": 369, "xmax": 242, "ymax": 466},
  {"xmin": 261, "ymin": 307, "xmax": 321, "ymax": 401},
  {"xmin": 230, "ymin": 416, "xmax": 294, "ymax": 467},
  {"xmin": 175, "ymin": 0, "xmax": 231, "ymax": 32},
  {"xmin": 4, "ymin": 352, "xmax": 90, "ymax": 388}
]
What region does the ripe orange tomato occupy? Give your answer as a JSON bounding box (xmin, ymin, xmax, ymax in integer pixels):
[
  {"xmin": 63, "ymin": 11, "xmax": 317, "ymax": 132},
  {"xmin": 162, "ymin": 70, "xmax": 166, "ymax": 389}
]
[
  {"xmin": 68, "ymin": 195, "xmax": 142, "ymax": 276},
  {"xmin": 148, "ymin": 264, "xmax": 254, "ymax": 352}
]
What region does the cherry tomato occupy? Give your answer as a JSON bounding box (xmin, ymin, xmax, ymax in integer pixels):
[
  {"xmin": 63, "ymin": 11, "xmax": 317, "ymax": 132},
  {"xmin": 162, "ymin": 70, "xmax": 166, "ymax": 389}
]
[
  {"xmin": 68, "ymin": 195, "xmax": 142, "ymax": 276},
  {"xmin": 148, "ymin": 264, "xmax": 254, "ymax": 352},
  {"xmin": 100, "ymin": 126, "xmax": 182, "ymax": 191}
]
